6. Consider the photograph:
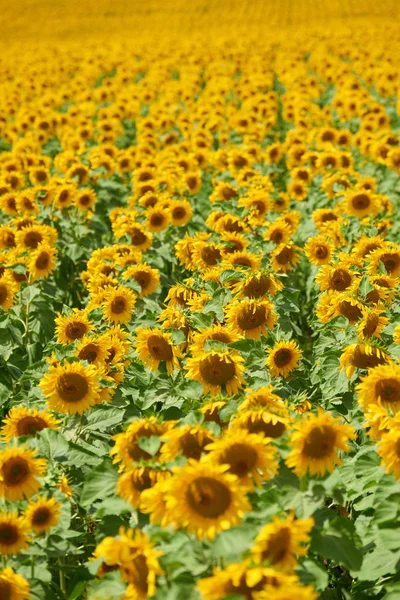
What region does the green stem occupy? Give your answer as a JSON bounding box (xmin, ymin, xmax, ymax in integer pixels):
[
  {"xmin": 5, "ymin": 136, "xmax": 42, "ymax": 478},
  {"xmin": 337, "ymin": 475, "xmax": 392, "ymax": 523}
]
[
  {"xmin": 31, "ymin": 555, "xmax": 35, "ymax": 580},
  {"xmin": 58, "ymin": 559, "xmax": 66, "ymax": 594}
]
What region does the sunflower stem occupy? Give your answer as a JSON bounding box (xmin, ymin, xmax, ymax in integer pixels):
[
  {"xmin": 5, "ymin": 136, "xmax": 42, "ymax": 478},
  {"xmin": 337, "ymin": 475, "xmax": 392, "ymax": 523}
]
[
  {"xmin": 24, "ymin": 274, "xmax": 33, "ymax": 363},
  {"xmin": 58, "ymin": 558, "xmax": 67, "ymax": 594},
  {"xmin": 31, "ymin": 555, "xmax": 35, "ymax": 579}
]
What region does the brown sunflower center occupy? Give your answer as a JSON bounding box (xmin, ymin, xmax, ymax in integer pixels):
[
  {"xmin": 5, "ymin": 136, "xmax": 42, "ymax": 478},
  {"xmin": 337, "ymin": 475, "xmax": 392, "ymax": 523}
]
[
  {"xmin": 262, "ymin": 526, "xmax": 291, "ymax": 564},
  {"xmin": 321, "ymin": 212, "xmax": 337, "ymax": 223},
  {"xmin": 237, "ymin": 305, "xmax": 266, "ymax": 330},
  {"xmin": 221, "ymin": 443, "xmax": 258, "ymax": 477},
  {"xmin": 375, "ymin": 378, "xmax": 400, "ymax": 404},
  {"xmin": 110, "ymin": 296, "xmax": 127, "ymax": 315},
  {"xmin": 32, "ymin": 507, "xmax": 51, "ymax": 526},
  {"xmin": 35, "ymin": 252, "xmax": 50, "ymax": 270},
  {"xmin": 338, "ymin": 300, "xmax": 362, "ymax": 323},
  {"xmin": 131, "ymin": 469, "xmax": 153, "ymax": 492},
  {"xmin": 24, "ymin": 231, "xmax": 43, "ymax": 249},
  {"xmin": 147, "ymin": 335, "xmax": 173, "ymax": 361},
  {"xmin": 150, "ymin": 213, "xmax": 165, "ymax": 227},
  {"xmin": 0, "ymin": 523, "xmax": 19, "ymax": 546},
  {"xmin": 79, "ymin": 194, "xmax": 91, "ymax": 206},
  {"xmin": 134, "ymin": 271, "xmax": 151, "ymax": 289},
  {"xmin": 201, "ymin": 246, "xmax": 221, "ymax": 266},
  {"xmin": 352, "ymin": 346, "xmax": 386, "ymax": 369},
  {"xmin": 199, "ymin": 355, "xmax": 235, "ymax": 385},
  {"xmin": 186, "ymin": 476, "xmax": 231, "ymax": 518},
  {"xmin": 59, "ymin": 190, "xmax": 70, "ymax": 203},
  {"xmin": 1, "ymin": 457, "xmax": 30, "ymax": 486},
  {"xmin": 78, "ymin": 343, "xmax": 99, "ymax": 363},
  {"xmin": 131, "ymin": 228, "xmax": 147, "ymax": 246},
  {"xmin": 222, "ymin": 187, "xmax": 238, "ymax": 201},
  {"xmin": 128, "ymin": 555, "xmax": 149, "ymax": 594},
  {"xmin": 275, "ymin": 246, "xmax": 293, "ymax": 265},
  {"xmin": 65, "ymin": 321, "xmax": 88, "ymax": 340},
  {"xmin": 330, "ymin": 269, "xmax": 351, "ymax": 291},
  {"xmin": 362, "ymin": 315, "xmax": 379, "ymax": 338},
  {"xmin": 247, "ymin": 415, "xmax": 286, "ymax": 438},
  {"xmin": 243, "ymin": 276, "xmax": 271, "ymax": 298},
  {"xmin": 270, "ymin": 229, "xmax": 284, "ymax": 244},
  {"xmin": 362, "ymin": 242, "xmax": 380, "ymax": 257},
  {"xmin": 172, "ymin": 206, "xmax": 186, "ymax": 220},
  {"xmin": 56, "ymin": 373, "xmax": 89, "ymax": 403},
  {"xmin": 187, "ymin": 176, "xmax": 199, "ymax": 190},
  {"xmin": 315, "ymin": 245, "xmax": 329, "ymax": 259},
  {"xmin": 179, "ymin": 432, "xmax": 213, "ymax": 460},
  {"xmin": 303, "ymin": 425, "xmax": 336, "ymax": 458},
  {"xmin": 381, "ymin": 253, "xmax": 400, "ymax": 273},
  {"xmin": 0, "ymin": 284, "xmax": 7, "ymax": 305},
  {"xmin": 273, "ymin": 349, "xmax": 292, "ymax": 367},
  {"xmin": 16, "ymin": 416, "xmax": 47, "ymax": 437},
  {"xmin": 351, "ymin": 193, "xmax": 370, "ymax": 210},
  {"xmin": 209, "ymin": 332, "xmax": 232, "ymax": 344},
  {"xmin": 0, "ymin": 580, "xmax": 12, "ymax": 599}
]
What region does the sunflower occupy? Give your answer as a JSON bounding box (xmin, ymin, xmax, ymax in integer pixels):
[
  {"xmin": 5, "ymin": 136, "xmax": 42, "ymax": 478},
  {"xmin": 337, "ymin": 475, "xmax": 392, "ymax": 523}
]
[
  {"xmin": 24, "ymin": 496, "xmax": 61, "ymax": 534},
  {"xmin": 28, "ymin": 243, "xmax": 57, "ymax": 281},
  {"xmin": 340, "ymin": 343, "xmax": 388, "ymax": 378},
  {"xmin": 189, "ymin": 324, "xmax": 241, "ymax": 354},
  {"xmin": 225, "ymin": 298, "xmax": 278, "ymax": 340},
  {"xmin": 102, "ymin": 286, "xmax": 136, "ymax": 323},
  {"xmin": 116, "ymin": 467, "xmax": 171, "ymax": 508},
  {"xmin": 0, "ymin": 567, "xmax": 30, "ymax": 600},
  {"xmin": 15, "ymin": 225, "xmax": 49, "ymax": 250},
  {"xmin": 377, "ymin": 427, "xmax": 400, "ymax": 480},
  {"xmin": 210, "ymin": 181, "xmax": 239, "ymax": 203},
  {"xmin": 134, "ymin": 328, "xmax": 182, "ymax": 375},
  {"xmin": 286, "ymin": 408, "xmax": 356, "ymax": 477},
  {"xmin": 333, "ymin": 294, "xmax": 364, "ymax": 324},
  {"xmin": 287, "ymin": 180, "xmax": 308, "ymax": 201},
  {"xmin": 271, "ymin": 243, "xmax": 301, "ymax": 273},
  {"xmin": 344, "ymin": 189, "xmax": 379, "ymax": 218},
  {"xmin": 206, "ymin": 429, "xmax": 278, "ymax": 488},
  {"xmin": 251, "ymin": 512, "xmax": 314, "ymax": 570},
  {"xmin": 119, "ymin": 223, "xmax": 153, "ymax": 252},
  {"xmin": 352, "ymin": 234, "xmax": 386, "ymax": 259},
  {"xmin": 111, "ymin": 418, "xmax": 170, "ymax": 470},
  {"xmin": 264, "ymin": 221, "xmax": 292, "ymax": 246},
  {"xmin": 165, "ymin": 461, "xmax": 250, "ymax": 540},
  {"xmin": 184, "ymin": 171, "xmax": 202, "ymax": 194},
  {"xmin": 367, "ymin": 246, "xmax": 400, "ymax": 278},
  {"xmin": 315, "ymin": 265, "xmax": 358, "ymax": 293},
  {"xmin": 191, "ymin": 239, "xmax": 223, "ymax": 279},
  {"xmin": 357, "ymin": 308, "xmax": 389, "ymax": 340},
  {"xmin": 366, "ymin": 275, "xmax": 398, "ymax": 305},
  {"xmin": 197, "ymin": 561, "xmax": 297, "ymax": 600},
  {"xmin": 0, "ymin": 446, "xmax": 46, "ymax": 501},
  {"xmin": 160, "ymin": 425, "xmax": 215, "ymax": 462},
  {"xmin": 222, "ymin": 250, "xmax": 261, "ymax": 273},
  {"xmin": 94, "ymin": 528, "xmax": 163, "ymax": 597},
  {"xmin": 254, "ymin": 583, "xmax": 319, "ymax": 600},
  {"xmin": 363, "ymin": 404, "xmax": 397, "ymax": 441},
  {"xmin": 312, "ymin": 208, "xmax": 339, "ymax": 230},
  {"xmin": 139, "ymin": 478, "xmax": 171, "ymax": 527},
  {"xmin": 55, "ymin": 309, "xmax": 93, "ymax": 344},
  {"xmin": 266, "ymin": 341, "xmax": 302, "ymax": 378},
  {"xmin": 40, "ymin": 360, "xmax": 101, "ymax": 415},
  {"xmin": 220, "ymin": 232, "xmax": 249, "ymax": 255},
  {"xmin": 0, "ymin": 513, "xmax": 29, "ymax": 556},
  {"xmin": 0, "ymin": 406, "xmax": 59, "ymax": 441},
  {"xmin": 304, "ymin": 235, "xmax": 335, "ymax": 266},
  {"xmin": 75, "ymin": 188, "xmax": 97, "ymax": 211},
  {"xmin": 123, "ymin": 264, "xmax": 160, "ymax": 296},
  {"xmin": 0, "ymin": 274, "xmax": 18, "ymax": 311},
  {"xmin": 169, "ymin": 199, "xmax": 192, "ymax": 226},
  {"xmin": 185, "ymin": 349, "xmax": 246, "ymax": 396},
  {"xmin": 145, "ymin": 206, "xmax": 170, "ymax": 232},
  {"xmin": 201, "ymin": 400, "xmax": 227, "ymax": 426},
  {"xmin": 232, "ymin": 271, "xmax": 284, "ymax": 299},
  {"xmin": 356, "ymin": 363, "xmax": 400, "ymax": 411},
  {"xmin": 75, "ymin": 333, "xmax": 110, "ymax": 366}
]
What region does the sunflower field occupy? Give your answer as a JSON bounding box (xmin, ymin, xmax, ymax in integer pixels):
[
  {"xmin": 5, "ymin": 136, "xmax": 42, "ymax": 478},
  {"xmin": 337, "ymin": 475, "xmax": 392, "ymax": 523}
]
[{"xmin": 1, "ymin": 1, "xmax": 400, "ymax": 599}]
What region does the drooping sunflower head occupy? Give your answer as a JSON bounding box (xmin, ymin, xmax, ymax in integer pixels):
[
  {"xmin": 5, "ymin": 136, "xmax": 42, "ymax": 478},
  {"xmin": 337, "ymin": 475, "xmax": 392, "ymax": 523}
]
[
  {"xmin": 232, "ymin": 271, "xmax": 284, "ymax": 299},
  {"xmin": 340, "ymin": 343, "xmax": 388, "ymax": 378},
  {"xmin": 357, "ymin": 363, "xmax": 400, "ymax": 411},
  {"xmin": 160, "ymin": 424, "xmax": 215, "ymax": 463},
  {"xmin": 24, "ymin": 496, "xmax": 62, "ymax": 534},
  {"xmin": 111, "ymin": 417, "xmax": 170, "ymax": 470},
  {"xmin": 251, "ymin": 512, "xmax": 314, "ymax": 570},
  {"xmin": 357, "ymin": 308, "xmax": 389, "ymax": 340},
  {"xmin": 165, "ymin": 461, "xmax": 251, "ymax": 540},
  {"xmin": 333, "ymin": 294, "xmax": 364, "ymax": 324},
  {"xmin": 0, "ymin": 445, "xmax": 47, "ymax": 501},
  {"xmin": 367, "ymin": 246, "xmax": 400, "ymax": 278},
  {"xmin": 39, "ymin": 360, "xmax": 101, "ymax": 415},
  {"xmin": 189, "ymin": 324, "xmax": 240, "ymax": 354},
  {"xmin": 134, "ymin": 327, "xmax": 182, "ymax": 375},
  {"xmin": 286, "ymin": 408, "xmax": 356, "ymax": 477},
  {"xmin": 116, "ymin": 467, "xmax": 171, "ymax": 508},
  {"xmin": 225, "ymin": 298, "xmax": 278, "ymax": 340},
  {"xmin": 271, "ymin": 243, "xmax": 301, "ymax": 273},
  {"xmin": 185, "ymin": 349, "xmax": 246, "ymax": 397},
  {"xmin": 0, "ymin": 567, "xmax": 31, "ymax": 600},
  {"xmin": 0, "ymin": 512, "xmax": 29, "ymax": 556},
  {"xmin": 55, "ymin": 309, "xmax": 93, "ymax": 345},
  {"xmin": 266, "ymin": 340, "xmax": 302, "ymax": 379},
  {"xmin": 0, "ymin": 406, "xmax": 59, "ymax": 442},
  {"xmin": 75, "ymin": 333, "xmax": 110, "ymax": 366}
]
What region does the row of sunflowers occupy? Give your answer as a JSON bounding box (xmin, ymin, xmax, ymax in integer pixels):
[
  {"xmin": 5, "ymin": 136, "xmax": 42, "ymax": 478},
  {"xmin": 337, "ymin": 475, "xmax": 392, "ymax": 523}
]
[{"xmin": 0, "ymin": 5, "xmax": 400, "ymax": 600}]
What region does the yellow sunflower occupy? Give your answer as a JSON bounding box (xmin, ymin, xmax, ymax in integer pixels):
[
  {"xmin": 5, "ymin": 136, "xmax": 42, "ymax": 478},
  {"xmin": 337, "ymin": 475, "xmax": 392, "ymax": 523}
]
[
  {"xmin": 185, "ymin": 349, "xmax": 246, "ymax": 397},
  {"xmin": 24, "ymin": 496, "xmax": 61, "ymax": 534},
  {"xmin": 0, "ymin": 513, "xmax": 29, "ymax": 556},
  {"xmin": 75, "ymin": 188, "xmax": 97, "ymax": 211},
  {"xmin": 357, "ymin": 309, "xmax": 389, "ymax": 340},
  {"xmin": 333, "ymin": 294, "xmax": 364, "ymax": 324},
  {"xmin": 286, "ymin": 408, "xmax": 356, "ymax": 477},
  {"xmin": 271, "ymin": 243, "xmax": 301, "ymax": 273},
  {"xmin": 123, "ymin": 264, "xmax": 160, "ymax": 296},
  {"xmin": 116, "ymin": 467, "xmax": 171, "ymax": 508},
  {"xmin": 0, "ymin": 274, "xmax": 18, "ymax": 311},
  {"xmin": 304, "ymin": 235, "xmax": 335, "ymax": 266},
  {"xmin": 40, "ymin": 360, "xmax": 101, "ymax": 414},
  {"xmin": 102, "ymin": 286, "xmax": 136, "ymax": 323},
  {"xmin": 0, "ymin": 446, "xmax": 46, "ymax": 501},
  {"xmin": 75, "ymin": 333, "xmax": 110, "ymax": 366},
  {"xmin": 169, "ymin": 199, "xmax": 193, "ymax": 226},
  {"xmin": 254, "ymin": 583, "xmax": 319, "ymax": 600},
  {"xmin": 251, "ymin": 512, "xmax": 314, "ymax": 570},
  {"xmin": 134, "ymin": 328, "xmax": 182, "ymax": 375},
  {"xmin": 266, "ymin": 340, "xmax": 302, "ymax": 378},
  {"xmin": 394, "ymin": 324, "xmax": 400, "ymax": 345},
  {"xmin": 94, "ymin": 528, "xmax": 163, "ymax": 597},
  {"xmin": 231, "ymin": 271, "xmax": 284, "ymax": 299},
  {"xmin": 264, "ymin": 221, "xmax": 292, "ymax": 246},
  {"xmin": 234, "ymin": 386, "xmax": 291, "ymax": 438},
  {"xmin": 315, "ymin": 265, "xmax": 359, "ymax": 293},
  {"xmin": 0, "ymin": 406, "xmax": 59, "ymax": 441},
  {"xmin": 189, "ymin": 324, "xmax": 241, "ymax": 354},
  {"xmin": 206, "ymin": 429, "xmax": 278, "ymax": 488},
  {"xmin": 225, "ymin": 298, "xmax": 278, "ymax": 340},
  {"xmin": 344, "ymin": 189, "xmax": 379, "ymax": 218},
  {"xmin": 55, "ymin": 309, "xmax": 93, "ymax": 345},
  {"xmin": 0, "ymin": 567, "xmax": 30, "ymax": 600},
  {"xmin": 363, "ymin": 404, "xmax": 397, "ymax": 442},
  {"xmin": 377, "ymin": 426, "xmax": 400, "ymax": 480},
  {"xmin": 221, "ymin": 250, "xmax": 261, "ymax": 273},
  {"xmin": 191, "ymin": 239, "xmax": 223, "ymax": 280},
  {"xmin": 145, "ymin": 206, "xmax": 170, "ymax": 232},
  {"xmin": 340, "ymin": 343, "xmax": 388, "ymax": 378},
  {"xmin": 201, "ymin": 400, "xmax": 227, "ymax": 426},
  {"xmin": 160, "ymin": 425, "xmax": 215, "ymax": 463},
  {"xmin": 28, "ymin": 243, "xmax": 57, "ymax": 281},
  {"xmin": 356, "ymin": 363, "xmax": 400, "ymax": 411},
  {"xmin": 367, "ymin": 246, "xmax": 400, "ymax": 278},
  {"xmin": 164, "ymin": 461, "xmax": 251, "ymax": 540},
  {"xmin": 197, "ymin": 561, "xmax": 297, "ymax": 600},
  {"xmin": 111, "ymin": 418, "xmax": 170, "ymax": 470},
  {"xmin": 352, "ymin": 234, "xmax": 386, "ymax": 260}
]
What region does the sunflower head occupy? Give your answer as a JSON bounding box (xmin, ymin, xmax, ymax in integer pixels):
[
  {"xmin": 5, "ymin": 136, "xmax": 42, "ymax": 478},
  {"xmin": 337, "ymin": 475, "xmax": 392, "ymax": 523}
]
[
  {"xmin": 357, "ymin": 363, "xmax": 400, "ymax": 411},
  {"xmin": 24, "ymin": 496, "xmax": 62, "ymax": 534},
  {"xmin": 225, "ymin": 298, "xmax": 278, "ymax": 340},
  {"xmin": 185, "ymin": 349, "xmax": 246, "ymax": 397},
  {"xmin": 0, "ymin": 512, "xmax": 29, "ymax": 556},
  {"xmin": 0, "ymin": 406, "xmax": 59, "ymax": 442},
  {"xmin": 266, "ymin": 340, "xmax": 302, "ymax": 379}
]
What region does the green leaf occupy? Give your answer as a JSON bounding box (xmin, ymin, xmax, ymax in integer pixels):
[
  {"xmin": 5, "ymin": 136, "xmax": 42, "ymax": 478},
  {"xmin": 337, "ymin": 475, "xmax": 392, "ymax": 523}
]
[
  {"xmin": 85, "ymin": 406, "xmax": 124, "ymax": 432},
  {"xmin": 311, "ymin": 532, "xmax": 363, "ymax": 571},
  {"xmin": 297, "ymin": 559, "xmax": 329, "ymax": 591},
  {"xmin": 38, "ymin": 429, "xmax": 69, "ymax": 462},
  {"xmin": 137, "ymin": 435, "xmax": 161, "ymax": 457},
  {"xmin": 353, "ymin": 546, "xmax": 400, "ymax": 581},
  {"xmin": 80, "ymin": 459, "xmax": 119, "ymax": 507}
]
